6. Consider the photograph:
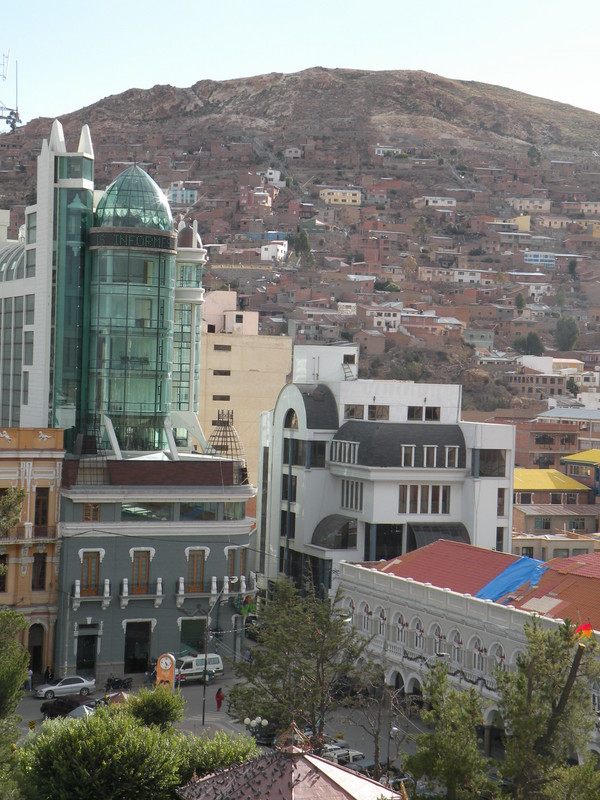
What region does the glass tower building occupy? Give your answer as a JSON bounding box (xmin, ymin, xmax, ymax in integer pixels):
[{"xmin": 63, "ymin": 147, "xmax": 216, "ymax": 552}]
[{"xmin": 86, "ymin": 166, "xmax": 177, "ymax": 451}]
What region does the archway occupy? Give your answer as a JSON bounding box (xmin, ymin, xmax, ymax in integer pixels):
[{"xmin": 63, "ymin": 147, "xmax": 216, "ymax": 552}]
[{"xmin": 28, "ymin": 623, "xmax": 45, "ymax": 675}]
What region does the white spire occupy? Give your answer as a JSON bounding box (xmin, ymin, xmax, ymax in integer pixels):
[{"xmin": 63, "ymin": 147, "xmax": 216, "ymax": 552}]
[
  {"xmin": 49, "ymin": 119, "xmax": 66, "ymax": 153},
  {"xmin": 77, "ymin": 124, "xmax": 94, "ymax": 159}
]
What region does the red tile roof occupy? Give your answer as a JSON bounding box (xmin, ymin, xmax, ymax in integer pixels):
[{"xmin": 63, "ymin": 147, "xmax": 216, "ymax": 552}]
[
  {"xmin": 373, "ymin": 539, "xmax": 518, "ymax": 595},
  {"xmin": 507, "ymin": 552, "xmax": 600, "ymax": 630}
]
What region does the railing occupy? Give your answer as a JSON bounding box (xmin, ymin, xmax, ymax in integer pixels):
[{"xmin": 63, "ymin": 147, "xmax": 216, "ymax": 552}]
[
  {"xmin": 175, "ymin": 574, "xmax": 257, "ymax": 608},
  {"xmin": 2, "ymin": 524, "xmax": 57, "ymax": 540}
]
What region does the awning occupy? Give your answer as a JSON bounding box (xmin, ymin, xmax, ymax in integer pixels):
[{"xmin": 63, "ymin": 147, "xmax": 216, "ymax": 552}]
[
  {"xmin": 407, "ymin": 522, "xmax": 470, "ymax": 550},
  {"xmin": 311, "ymin": 515, "xmax": 357, "ymax": 549}
]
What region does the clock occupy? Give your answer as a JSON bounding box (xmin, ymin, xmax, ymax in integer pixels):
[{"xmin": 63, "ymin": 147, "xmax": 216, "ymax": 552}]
[{"xmin": 159, "ymin": 655, "xmax": 173, "ymax": 670}]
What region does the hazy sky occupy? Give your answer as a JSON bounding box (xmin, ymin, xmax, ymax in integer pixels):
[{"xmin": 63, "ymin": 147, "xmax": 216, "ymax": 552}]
[{"xmin": 3, "ymin": 0, "xmax": 600, "ymax": 126}]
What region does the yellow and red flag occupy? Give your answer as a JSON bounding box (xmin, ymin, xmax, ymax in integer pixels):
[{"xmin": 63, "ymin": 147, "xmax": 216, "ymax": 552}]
[{"xmin": 575, "ymin": 622, "xmax": 593, "ymax": 638}]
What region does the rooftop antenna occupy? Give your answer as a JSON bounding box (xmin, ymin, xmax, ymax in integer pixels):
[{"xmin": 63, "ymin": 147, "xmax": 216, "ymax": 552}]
[{"xmin": 1, "ymin": 50, "xmax": 20, "ymax": 131}]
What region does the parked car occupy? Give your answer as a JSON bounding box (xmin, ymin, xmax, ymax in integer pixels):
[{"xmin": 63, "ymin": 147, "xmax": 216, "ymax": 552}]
[
  {"xmin": 40, "ymin": 694, "xmax": 94, "ymax": 719},
  {"xmin": 34, "ymin": 675, "xmax": 96, "ymax": 699}
]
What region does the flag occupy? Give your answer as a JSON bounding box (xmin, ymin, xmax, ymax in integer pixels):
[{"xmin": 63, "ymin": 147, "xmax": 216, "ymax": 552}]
[{"xmin": 575, "ymin": 622, "xmax": 593, "ymax": 638}]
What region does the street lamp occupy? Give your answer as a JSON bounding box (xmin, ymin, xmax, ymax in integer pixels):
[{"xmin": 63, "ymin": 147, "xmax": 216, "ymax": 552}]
[{"xmin": 201, "ymin": 576, "xmax": 238, "ymax": 726}]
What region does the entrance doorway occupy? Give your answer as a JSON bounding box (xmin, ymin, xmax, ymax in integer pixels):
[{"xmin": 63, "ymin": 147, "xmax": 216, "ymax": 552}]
[
  {"xmin": 28, "ymin": 623, "xmax": 44, "ymax": 674},
  {"xmin": 124, "ymin": 621, "xmax": 151, "ymax": 672},
  {"xmin": 76, "ymin": 624, "xmax": 98, "ymax": 674},
  {"xmin": 180, "ymin": 618, "xmax": 206, "ymax": 655}
]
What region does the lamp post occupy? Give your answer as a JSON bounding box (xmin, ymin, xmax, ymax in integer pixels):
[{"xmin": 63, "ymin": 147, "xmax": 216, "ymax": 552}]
[{"xmin": 201, "ymin": 576, "xmax": 238, "ymax": 726}]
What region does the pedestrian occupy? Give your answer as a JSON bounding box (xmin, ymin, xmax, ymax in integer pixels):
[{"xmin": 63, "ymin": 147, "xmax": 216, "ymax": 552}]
[
  {"xmin": 215, "ymin": 687, "xmax": 224, "ymax": 711},
  {"xmin": 26, "ymin": 667, "xmax": 33, "ymax": 691},
  {"xmin": 44, "ymin": 666, "xmax": 51, "ymax": 683}
]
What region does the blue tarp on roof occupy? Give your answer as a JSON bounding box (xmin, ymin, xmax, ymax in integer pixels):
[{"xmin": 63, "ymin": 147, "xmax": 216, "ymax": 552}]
[{"xmin": 475, "ymin": 557, "xmax": 549, "ymax": 603}]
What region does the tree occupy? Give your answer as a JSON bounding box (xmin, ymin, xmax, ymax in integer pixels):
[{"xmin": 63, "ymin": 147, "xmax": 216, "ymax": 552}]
[
  {"xmin": 566, "ymin": 377, "xmax": 579, "ymax": 396},
  {"xmin": 15, "ymin": 704, "xmax": 258, "ymax": 800},
  {"xmin": 0, "ymin": 609, "xmax": 29, "ymax": 799},
  {"xmin": 0, "ymin": 487, "xmax": 25, "ymax": 540},
  {"xmin": 515, "ymin": 292, "xmax": 526, "ymax": 314},
  {"xmin": 228, "ymin": 579, "xmax": 367, "ymax": 748},
  {"xmin": 129, "ymin": 685, "xmax": 186, "ymax": 731},
  {"xmin": 513, "ymin": 332, "xmax": 544, "ymax": 356},
  {"xmin": 554, "ymin": 317, "xmax": 579, "ymax": 351},
  {"xmin": 412, "ymin": 216, "xmax": 428, "ymax": 243},
  {"xmin": 405, "ymin": 663, "xmax": 490, "ymax": 800},
  {"xmin": 496, "ymin": 619, "xmax": 600, "ymax": 800},
  {"xmin": 527, "ymin": 144, "xmax": 541, "ymax": 166}
]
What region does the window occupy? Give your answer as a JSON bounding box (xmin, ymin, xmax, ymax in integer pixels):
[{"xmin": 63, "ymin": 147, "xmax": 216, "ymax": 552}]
[
  {"xmin": 451, "ymin": 631, "xmax": 463, "ymax": 664},
  {"xmin": 474, "ymin": 449, "xmax": 506, "ymax": 478},
  {"xmin": 398, "ymin": 485, "xmax": 407, "ymax": 514},
  {"xmin": 0, "ymin": 554, "xmax": 6, "ymax": 591},
  {"xmin": 522, "ymin": 546, "xmax": 534, "ymax": 558},
  {"xmin": 441, "ymin": 485, "xmax": 451, "ymax": 514},
  {"xmin": 414, "ymin": 619, "xmax": 424, "ymax": 650},
  {"xmin": 425, "ymin": 406, "xmax": 440, "ymax": 421},
  {"xmin": 362, "ymin": 604, "xmax": 371, "ymax": 633},
  {"xmin": 534, "ymin": 517, "xmax": 551, "ymax": 531},
  {"xmin": 32, "ymin": 553, "xmax": 46, "ymax": 591},
  {"xmin": 401, "ymin": 446, "xmax": 415, "ymax": 467},
  {"xmin": 282, "ymin": 474, "xmax": 297, "ymax": 502},
  {"xmin": 132, "ymin": 551, "xmax": 150, "ymax": 594},
  {"xmin": 213, "ymin": 369, "xmax": 231, "ymax": 376},
  {"xmin": 344, "ymin": 404, "xmax": 364, "ymax": 420},
  {"xmin": 280, "ymin": 509, "xmax": 296, "ymax": 539},
  {"xmin": 309, "ymin": 441, "xmax": 326, "ymax": 468},
  {"xmin": 24, "ymin": 331, "xmax": 33, "ymax": 366},
  {"xmin": 423, "ymin": 446, "xmax": 436, "ymax": 468},
  {"xmin": 368, "ymin": 404, "xmax": 389, "ymax": 421},
  {"xmin": 518, "ymin": 492, "xmax": 532, "ymax": 505},
  {"xmin": 83, "ymin": 503, "xmax": 100, "ymax": 522},
  {"xmin": 212, "ymin": 394, "xmax": 230, "ymax": 401},
  {"xmin": 550, "ymin": 493, "xmax": 562, "ymax": 505},
  {"xmin": 553, "ymin": 548, "xmax": 569, "ymax": 558},
  {"xmin": 26, "ymin": 212, "xmax": 36, "ymax": 244},
  {"xmin": 214, "ymin": 344, "xmax": 231, "ymax": 351},
  {"xmin": 420, "ymin": 484, "xmax": 429, "ymax": 514},
  {"xmin": 25, "ymin": 294, "xmax": 34, "ymax": 325},
  {"xmin": 187, "ymin": 550, "xmax": 205, "ymax": 591},
  {"xmin": 341, "ymin": 479, "xmax": 363, "ymax": 511},
  {"xmin": 396, "ymin": 614, "xmax": 407, "ymax": 644},
  {"xmin": 497, "ymin": 488, "xmax": 506, "ymax": 516},
  {"xmin": 235, "ymin": 314, "xmax": 243, "ymax": 323},
  {"xmin": 445, "ymin": 446, "xmax": 459, "ymax": 468},
  {"xmin": 566, "ymin": 493, "xmax": 577, "ymax": 504},
  {"xmin": 407, "ymin": 405, "xmax": 423, "ymax": 421},
  {"xmin": 81, "ymin": 552, "xmax": 100, "ymax": 596},
  {"xmin": 473, "ymin": 638, "xmax": 485, "ymax": 673},
  {"xmin": 283, "ymin": 438, "xmax": 306, "ymax": 467},
  {"xmin": 570, "ymin": 518, "xmax": 586, "ymax": 531},
  {"xmin": 330, "ymin": 440, "xmax": 358, "ymax": 464},
  {"xmin": 496, "ymin": 527, "xmax": 505, "ymax": 552}
]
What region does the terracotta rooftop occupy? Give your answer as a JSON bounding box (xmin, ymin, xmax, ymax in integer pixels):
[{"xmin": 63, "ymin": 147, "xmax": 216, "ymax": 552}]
[
  {"xmin": 505, "ymin": 552, "xmax": 600, "ymax": 630},
  {"xmin": 373, "ymin": 539, "xmax": 518, "ymax": 595},
  {"xmin": 177, "ymin": 750, "xmax": 404, "ymax": 800}
]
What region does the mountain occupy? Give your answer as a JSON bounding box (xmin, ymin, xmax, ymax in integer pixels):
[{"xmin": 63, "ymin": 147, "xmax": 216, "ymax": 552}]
[{"xmin": 3, "ymin": 67, "xmax": 600, "ymax": 207}]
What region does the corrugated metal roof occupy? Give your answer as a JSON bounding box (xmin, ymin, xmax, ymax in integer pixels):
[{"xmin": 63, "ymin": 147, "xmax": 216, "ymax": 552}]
[
  {"xmin": 513, "ymin": 503, "xmax": 600, "ymax": 517},
  {"xmin": 561, "ymin": 449, "xmax": 600, "ymax": 464},
  {"xmin": 513, "ymin": 468, "xmax": 589, "ymax": 492}
]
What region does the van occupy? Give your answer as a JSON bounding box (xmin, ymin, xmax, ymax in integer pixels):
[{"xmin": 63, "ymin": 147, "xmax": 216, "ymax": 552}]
[{"xmin": 175, "ymin": 653, "xmax": 224, "ymax": 683}]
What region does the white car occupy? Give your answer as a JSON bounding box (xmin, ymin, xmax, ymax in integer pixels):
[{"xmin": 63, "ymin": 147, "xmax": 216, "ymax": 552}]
[{"xmin": 34, "ymin": 675, "xmax": 96, "ymax": 699}]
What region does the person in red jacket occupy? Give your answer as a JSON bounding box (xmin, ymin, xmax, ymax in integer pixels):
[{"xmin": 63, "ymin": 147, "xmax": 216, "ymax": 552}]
[{"xmin": 215, "ymin": 687, "xmax": 224, "ymax": 711}]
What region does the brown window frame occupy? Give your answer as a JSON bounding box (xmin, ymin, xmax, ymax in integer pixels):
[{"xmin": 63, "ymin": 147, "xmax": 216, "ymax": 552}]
[
  {"xmin": 81, "ymin": 551, "xmax": 100, "ymax": 596},
  {"xmin": 187, "ymin": 550, "xmax": 205, "ymax": 592},
  {"xmin": 132, "ymin": 551, "xmax": 150, "ymax": 594}
]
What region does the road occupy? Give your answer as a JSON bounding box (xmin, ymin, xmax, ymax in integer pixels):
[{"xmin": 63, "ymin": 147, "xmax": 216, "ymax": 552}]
[{"xmin": 16, "ymin": 667, "xmax": 425, "ymax": 772}]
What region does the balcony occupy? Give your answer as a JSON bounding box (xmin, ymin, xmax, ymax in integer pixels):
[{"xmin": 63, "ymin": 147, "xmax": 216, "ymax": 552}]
[
  {"xmin": 175, "ymin": 574, "xmax": 257, "ymax": 608},
  {"xmin": 72, "ymin": 578, "xmax": 111, "ymax": 611},
  {"xmin": 120, "ymin": 577, "xmax": 164, "ymax": 610},
  {"xmin": 0, "ymin": 523, "xmax": 58, "ymax": 542}
]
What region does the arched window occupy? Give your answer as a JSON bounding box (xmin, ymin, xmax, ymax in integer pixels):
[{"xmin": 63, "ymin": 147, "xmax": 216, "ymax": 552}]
[
  {"xmin": 431, "ymin": 624, "xmax": 445, "ymax": 655},
  {"xmin": 414, "ymin": 618, "xmax": 424, "ymax": 650},
  {"xmin": 451, "ymin": 631, "xmax": 463, "ymax": 664},
  {"xmin": 492, "ymin": 644, "xmax": 506, "ymax": 672},
  {"xmin": 473, "ymin": 637, "xmax": 486, "ymax": 673},
  {"xmin": 360, "ymin": 602, "xmax": 372, "ymax": 633},
  {"xmin": 396, "ymin": 614, "xmax": 407, "ymax": 644},
  {"xmin": 376, "ymin": 607, "xmax": 387, "ymax": 637},
  {"xmin": 284, "ymin": 409, "xmax": 298, "ymax": 429}
]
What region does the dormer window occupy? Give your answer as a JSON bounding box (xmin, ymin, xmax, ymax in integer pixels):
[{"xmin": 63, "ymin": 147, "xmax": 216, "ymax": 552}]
[{"xmin": 401, "ymin": 445, "xmax": 415, "ymax": 467}]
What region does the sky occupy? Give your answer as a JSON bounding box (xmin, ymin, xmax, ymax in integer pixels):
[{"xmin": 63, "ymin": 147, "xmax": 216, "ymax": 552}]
[{"xmin": 3, "ymin": 0, "xmax": 600, "ymax": 126}]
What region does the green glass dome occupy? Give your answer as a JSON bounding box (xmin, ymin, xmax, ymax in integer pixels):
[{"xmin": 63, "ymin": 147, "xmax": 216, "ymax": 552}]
[{"xmin": 94, "ymin": 165, "xmax": 173, "ymax": 231}]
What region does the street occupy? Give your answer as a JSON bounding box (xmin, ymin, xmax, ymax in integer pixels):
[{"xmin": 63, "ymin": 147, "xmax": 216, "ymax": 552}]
[{"xmin": 16, "ymin": 666, "xmax": 424, "ymax": 773}]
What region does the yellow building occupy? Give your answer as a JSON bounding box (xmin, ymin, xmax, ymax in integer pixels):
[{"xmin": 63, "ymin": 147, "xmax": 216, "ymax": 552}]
[
  {"xmin": 198, "ymin": 292, "xmax": 292, "ymax": 496},
  {"xmin": 0, "ymin": 428, "xmax": 64, "ymax": 676},
  {"xmin": 494, "ymin": 214, "xmax": 530, "ymax": 232},
  {"xmin": 319, "ymin": 187, "xmax": 362, "ymax": 206}
]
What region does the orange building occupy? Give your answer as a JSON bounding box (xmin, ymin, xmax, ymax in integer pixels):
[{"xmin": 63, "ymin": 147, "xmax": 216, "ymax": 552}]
[{"xmin": 0, "ymin": 428, "xmax": 64, "ymax": 676}]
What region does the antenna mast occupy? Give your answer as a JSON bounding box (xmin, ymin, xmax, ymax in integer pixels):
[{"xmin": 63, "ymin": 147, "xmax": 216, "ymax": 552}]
[{"xmin": 1, "ymin": 50, "xmax": 20, "ymax": 131}]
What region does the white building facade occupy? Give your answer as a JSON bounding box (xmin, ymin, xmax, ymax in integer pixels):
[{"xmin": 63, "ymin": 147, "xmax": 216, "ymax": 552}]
[{"xmin": 257, "ymin": 344, "xmax": 514, "ymax": 595}]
